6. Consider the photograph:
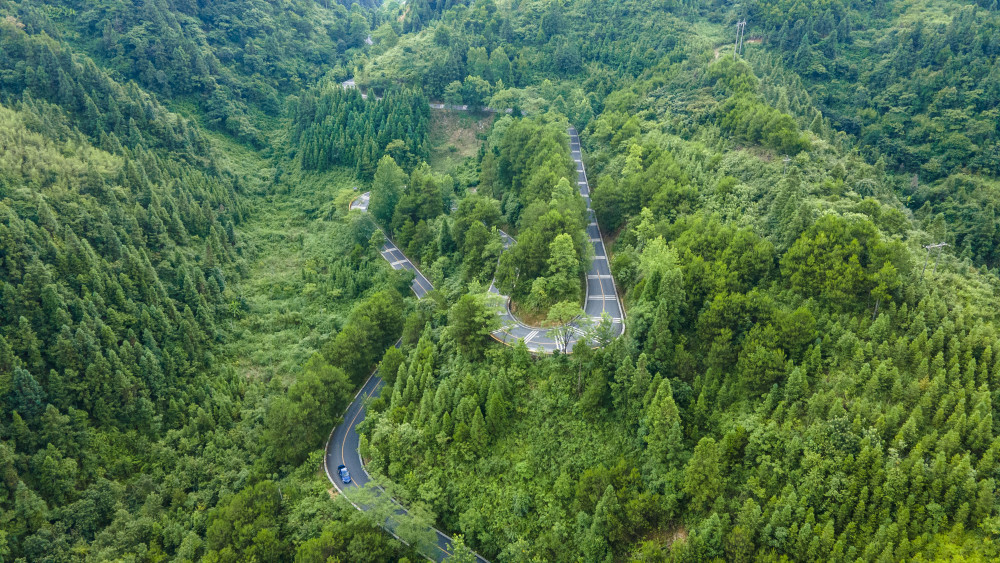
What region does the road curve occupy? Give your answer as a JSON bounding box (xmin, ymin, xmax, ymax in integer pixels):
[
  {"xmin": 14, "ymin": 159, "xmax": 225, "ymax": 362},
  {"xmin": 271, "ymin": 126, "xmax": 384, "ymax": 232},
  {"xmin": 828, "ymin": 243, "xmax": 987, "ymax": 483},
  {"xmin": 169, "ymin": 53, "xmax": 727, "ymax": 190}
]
[
  {"xmin": 349, "ymin": 192, "xmax": 434, "ymax": 298},
  {"xmin": 488, "ymin": 126, "xmax": 625, "ymax": 353},
  {"xmin": 329, "ymin": 195, "xmax": 488, "ymax": 562},
  {"xmin": 329, "ymin": 125, "xmax": 622, "ymax": 561}
]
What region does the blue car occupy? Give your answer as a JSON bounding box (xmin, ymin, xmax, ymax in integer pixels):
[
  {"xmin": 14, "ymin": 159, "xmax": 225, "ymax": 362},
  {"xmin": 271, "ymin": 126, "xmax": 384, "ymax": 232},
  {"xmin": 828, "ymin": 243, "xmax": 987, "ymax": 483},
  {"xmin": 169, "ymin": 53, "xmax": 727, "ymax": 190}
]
[{"xmin": 337, "ymin": 464, "xmax": 351, "ymax": 484}]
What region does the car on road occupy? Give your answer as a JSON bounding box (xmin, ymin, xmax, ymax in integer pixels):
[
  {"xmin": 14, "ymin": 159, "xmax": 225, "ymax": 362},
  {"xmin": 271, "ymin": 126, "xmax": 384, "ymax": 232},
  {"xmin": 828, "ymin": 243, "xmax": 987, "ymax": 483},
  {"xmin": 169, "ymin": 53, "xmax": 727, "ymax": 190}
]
[{"xmin": 337, "ymin": 464, "xmax": 351, "ymax": 484}]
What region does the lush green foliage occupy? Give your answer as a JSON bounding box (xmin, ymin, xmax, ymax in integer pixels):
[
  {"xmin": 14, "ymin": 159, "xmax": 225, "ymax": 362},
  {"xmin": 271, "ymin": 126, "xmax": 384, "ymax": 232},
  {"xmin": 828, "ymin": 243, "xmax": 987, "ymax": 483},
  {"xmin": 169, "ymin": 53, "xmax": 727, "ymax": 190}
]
[
  {"xmin": 0, "ymin": 8, "xmax": 415, "ymax": 561},
  {"xmin": 1, "ymin": 0, "xmax": 373, "ymax": 143},
  {"xmin": 349, "ymin": 1, "xmax": 1000, "ymax": 562},
  {"xmin": 367, "ymin": 111, "xmax": 591, "ymax": 316},
  {"xmin": 483, "ymin": 116, "xmax": 590, "ymax": 313},
  {"xmin": 0, "ymin": 21, "xmax": 249, "ymax": 558},
  {"xmin": 742, "ymin": 0, "xmax": 1000, "ymax": 270},
  {"xmin": 358, "ymin": 0, "xmax": 696, "ymax": 118},
  {"xmin": 5, "ymin": 0, "xmax": 1000, "ymax": 561},
  {"xmin": 292, "ymin": 86, "xmax": 430, "ymax": 177},
  {"xmin": 754, "ymin": 3, "xmax": 1000, "ymax": 178}
]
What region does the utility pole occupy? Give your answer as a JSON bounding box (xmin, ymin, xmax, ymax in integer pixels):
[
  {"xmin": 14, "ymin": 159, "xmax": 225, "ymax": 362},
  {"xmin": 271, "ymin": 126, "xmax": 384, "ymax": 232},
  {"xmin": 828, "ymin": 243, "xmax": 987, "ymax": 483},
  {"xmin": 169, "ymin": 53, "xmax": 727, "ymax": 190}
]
[
  {"xmin": 922, "ymin": 243, "xmax": 948, "ymax": 276},
  {"xmin": 740, "ymin": 20, "xmax": 748, "ymax": 55},
  {"xmin": 734, "ymin": 20, "xmax": 748, "ymax": 57}
]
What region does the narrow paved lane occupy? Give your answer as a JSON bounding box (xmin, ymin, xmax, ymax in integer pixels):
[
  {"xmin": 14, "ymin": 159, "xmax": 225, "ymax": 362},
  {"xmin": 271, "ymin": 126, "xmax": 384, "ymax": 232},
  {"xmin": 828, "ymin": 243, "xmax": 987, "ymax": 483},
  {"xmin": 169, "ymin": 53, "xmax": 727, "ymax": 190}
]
[
  {"xmin": 489, "ymin": 126, "xmax": 625, "ymax": 352},
  {"xmin": 350, "ymin": 192, "xmax": 434, "ymax": 298},
  {"xmin": 329, "ymin": 125, "xmax": 622, "ymax": 561},
  {"xmin": 572, "ymin": 126, "xmax": 625, "ymax": 334},
  {"xmin": 329, "ymin": 197, "xmax": 488, "ymax": 562},
  {"xmin": 325, "ymin": 363, "xmax": 487, "ymax": 562}
]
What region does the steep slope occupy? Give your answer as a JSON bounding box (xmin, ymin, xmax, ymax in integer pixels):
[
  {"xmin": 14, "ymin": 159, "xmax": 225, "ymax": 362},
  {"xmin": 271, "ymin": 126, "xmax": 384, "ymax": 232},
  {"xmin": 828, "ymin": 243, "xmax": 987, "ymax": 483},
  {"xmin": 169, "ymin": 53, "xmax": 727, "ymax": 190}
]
[{"xmin": 0, "ymin": 10, "xmax": 420, "ymax": 561}]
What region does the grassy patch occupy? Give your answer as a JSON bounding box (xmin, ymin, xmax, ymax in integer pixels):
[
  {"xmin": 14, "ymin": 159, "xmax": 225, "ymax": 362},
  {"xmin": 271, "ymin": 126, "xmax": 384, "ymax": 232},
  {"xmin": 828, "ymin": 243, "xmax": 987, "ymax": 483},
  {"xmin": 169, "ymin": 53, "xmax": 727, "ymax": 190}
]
[
  {"xmin": 222, "ymin": 165, "xmax": 382, "ymax": 385},
  {"xmin": 895, "ymin": 0, "xmax": 955, "ymax": 26},
  {"xmin": 427, "ymin": 108, "xmax": 494, "ymax": 177},
  {"xmin": 508, "ymin": 300, "xmax": 552, "ymax": 327}
]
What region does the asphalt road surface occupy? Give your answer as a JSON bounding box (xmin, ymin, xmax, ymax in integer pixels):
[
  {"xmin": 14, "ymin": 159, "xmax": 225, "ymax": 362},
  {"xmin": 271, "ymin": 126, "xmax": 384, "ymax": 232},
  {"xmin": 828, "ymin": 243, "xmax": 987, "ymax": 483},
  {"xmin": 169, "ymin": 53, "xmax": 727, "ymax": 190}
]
[
  {"xmin": 489, "ymin": 126, "xmax": 625, "ymax": 352},
  {"xmin": 331, "ymin": 126, "xmax": 622, "ymax": 561},
  {"xmin": 337, "ymin": 194, "xmax": 487, "ymax": 562},
  {"xmin": 324, "ymin": 363, "xmax": 488, "ymax": 562},
  {"xmin": 350, "ymin": 192, "xmax": 434, "ymax": 298}
]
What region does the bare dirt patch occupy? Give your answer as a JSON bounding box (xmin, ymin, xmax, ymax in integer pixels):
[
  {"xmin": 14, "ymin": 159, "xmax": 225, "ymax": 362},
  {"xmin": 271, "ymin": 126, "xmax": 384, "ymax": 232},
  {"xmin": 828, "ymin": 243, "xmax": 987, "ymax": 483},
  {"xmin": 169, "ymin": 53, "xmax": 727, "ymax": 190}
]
[
  {"xmin": 509, "ymin": 300, "xmax": 553, "ymax": 327},
  {"xmin": 667, "ymin": 526, "xmax": 689, "ymax": 546},
  {"xmin": 637, "ymin": 525, "xmax": 690, "ymax": 554}
]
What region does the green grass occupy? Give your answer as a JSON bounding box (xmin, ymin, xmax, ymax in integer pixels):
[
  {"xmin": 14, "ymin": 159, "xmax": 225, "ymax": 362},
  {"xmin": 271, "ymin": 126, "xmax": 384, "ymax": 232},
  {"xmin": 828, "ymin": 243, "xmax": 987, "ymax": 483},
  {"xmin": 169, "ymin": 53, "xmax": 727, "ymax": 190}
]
[
  {"xmin": 690, "ymin": 19, "xmax": 728, "ymax": 46},
  {"xmin": 221, "ymin": 163, "xmax": 371, "ymax": 385},
  {"xmin": 427, "ymin": 108, "xmax": 494, "ymax": 177}
]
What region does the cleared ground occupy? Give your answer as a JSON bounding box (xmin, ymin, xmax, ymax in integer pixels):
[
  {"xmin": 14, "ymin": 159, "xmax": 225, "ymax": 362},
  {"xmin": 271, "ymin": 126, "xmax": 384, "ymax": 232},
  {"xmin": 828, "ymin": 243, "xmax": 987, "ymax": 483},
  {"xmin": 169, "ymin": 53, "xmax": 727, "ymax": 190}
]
[{"xmin": 427, "ymin": 108, "xmax": 495, "ymax": 176}]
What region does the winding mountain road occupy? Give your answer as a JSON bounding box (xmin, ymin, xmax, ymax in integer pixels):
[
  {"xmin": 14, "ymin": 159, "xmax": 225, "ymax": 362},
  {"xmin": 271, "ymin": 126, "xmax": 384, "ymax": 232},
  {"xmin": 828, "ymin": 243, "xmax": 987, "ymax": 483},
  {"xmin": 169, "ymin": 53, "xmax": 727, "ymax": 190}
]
[
  {"xmin": 338, "ymin": 196, "xmax": 485, "ymax": 562},
  {"xmin": 327, "ymin": 126, "xmax": 622, "ymax": 561},
  {"xmin": 324, "ymin": 365, "xmax": 486, "ymax": 561},
  {"xmin": 489, "ymin": 126, "xmax": 625, "ymax": 352},
  {"xmin": 321, "ymin": 232, "xmax": 484, "ymax": 560}
]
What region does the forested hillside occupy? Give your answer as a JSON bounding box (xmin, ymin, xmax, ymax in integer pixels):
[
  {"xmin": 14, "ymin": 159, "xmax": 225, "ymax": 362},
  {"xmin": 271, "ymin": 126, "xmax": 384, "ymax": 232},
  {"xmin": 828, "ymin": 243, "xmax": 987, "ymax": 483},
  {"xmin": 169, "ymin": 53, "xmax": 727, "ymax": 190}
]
[
  {"xmin": 487, "ymin": 116, "xmax": 590, "ymax": 316},
  {"xmin": 353, "ymin": 0, "xmax": 1000, "ymax": 560},
  {"xmin": 745, "ymin": 0, "xmax": 1000, "ymax": 270},
  {"xmin": 291, "ymin": 85, "xmax": 430, "ymax": 177},
  {"xmin": 0, "ymin": 7, "xmax": 417, "ymax": 561},
  {"xmin": 3, "ymin": 0, "xmax": 1000, "ymax": 561},
  {"xmin": 2, "ymin": 0, "xmax": 374, "ymax": 144}
]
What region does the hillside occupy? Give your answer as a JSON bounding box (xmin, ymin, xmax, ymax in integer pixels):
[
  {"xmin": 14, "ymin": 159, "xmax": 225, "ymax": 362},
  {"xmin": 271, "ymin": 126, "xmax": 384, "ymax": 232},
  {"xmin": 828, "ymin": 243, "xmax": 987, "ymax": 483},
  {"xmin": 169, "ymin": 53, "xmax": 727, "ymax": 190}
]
[{"xmin": 2, "ymin": 0, "xmax": 1000, "ymax": 561}]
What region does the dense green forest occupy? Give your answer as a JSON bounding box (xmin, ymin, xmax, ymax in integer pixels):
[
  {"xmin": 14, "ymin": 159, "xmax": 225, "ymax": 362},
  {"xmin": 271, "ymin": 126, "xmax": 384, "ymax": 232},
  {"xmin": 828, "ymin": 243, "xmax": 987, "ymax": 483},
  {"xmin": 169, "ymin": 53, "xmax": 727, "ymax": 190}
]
[
  {"xmin": 487, "ymin": 116, "xmax": 590, "ymax": 315},
  {"xmin": 3, "ymin": 0, "xmax": 1000, "ymax": 561},
  {"xmin": 0, "ymin": 5, "xmax": 417, "ymax": 561},
  {"xmin": 1, "ymin": 0, "xmax": 375, "ymax": 144},
  {"xmin": 292, "ymin": 85, "xmax": 430, "ymax": 177}
]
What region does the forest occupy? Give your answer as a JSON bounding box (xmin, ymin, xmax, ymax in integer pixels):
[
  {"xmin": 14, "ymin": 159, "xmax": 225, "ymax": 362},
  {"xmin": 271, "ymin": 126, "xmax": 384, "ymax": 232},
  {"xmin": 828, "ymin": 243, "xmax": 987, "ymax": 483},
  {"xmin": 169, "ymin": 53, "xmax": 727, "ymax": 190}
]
[
  {"xmin": 292, "ymin": 86, "xmax": 431, "ymax": 177},
  {"xmin": 2, "ymin": 0, "xmax": 1000, "ymax": 561}
]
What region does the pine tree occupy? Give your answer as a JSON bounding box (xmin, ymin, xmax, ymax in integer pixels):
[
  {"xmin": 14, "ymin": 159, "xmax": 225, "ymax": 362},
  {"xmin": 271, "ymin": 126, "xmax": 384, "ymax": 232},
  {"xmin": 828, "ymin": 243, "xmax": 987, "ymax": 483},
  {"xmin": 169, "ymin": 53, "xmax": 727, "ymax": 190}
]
[
  {"xmin": 469, "ymin": 406, "xmax": 487, "ymax": 454},
  {"xmin": 10, "ymin": 367, "xmax": 45, "ymax": 420},
  {"xmin": 785, "ymin": 365, "xmax": 808, "ymax": 405},
  {"xmin": 726, "ymin": 498, "xmax": 762, "ymax": 562},
  {"xmin": 545, "ymin": 233, "xmax": 581, "ymax": 304},
  {"xmin": 683, "ymin": 437, "xmax": 722, "ymax": 513},
  {"xmin": 370, "ymin": 155, "xmax": 407, "ymax": 225},
  {"xmin": 448, "ymin": 534, "xmax": 478, "ymax": 563},
  {"xmin": 439, "ymin": 219, "xmax": 457, "ymax": 255},
  {"xmin": 485, "ymin": 378, "xmax": 509, "ymax": 437}
]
